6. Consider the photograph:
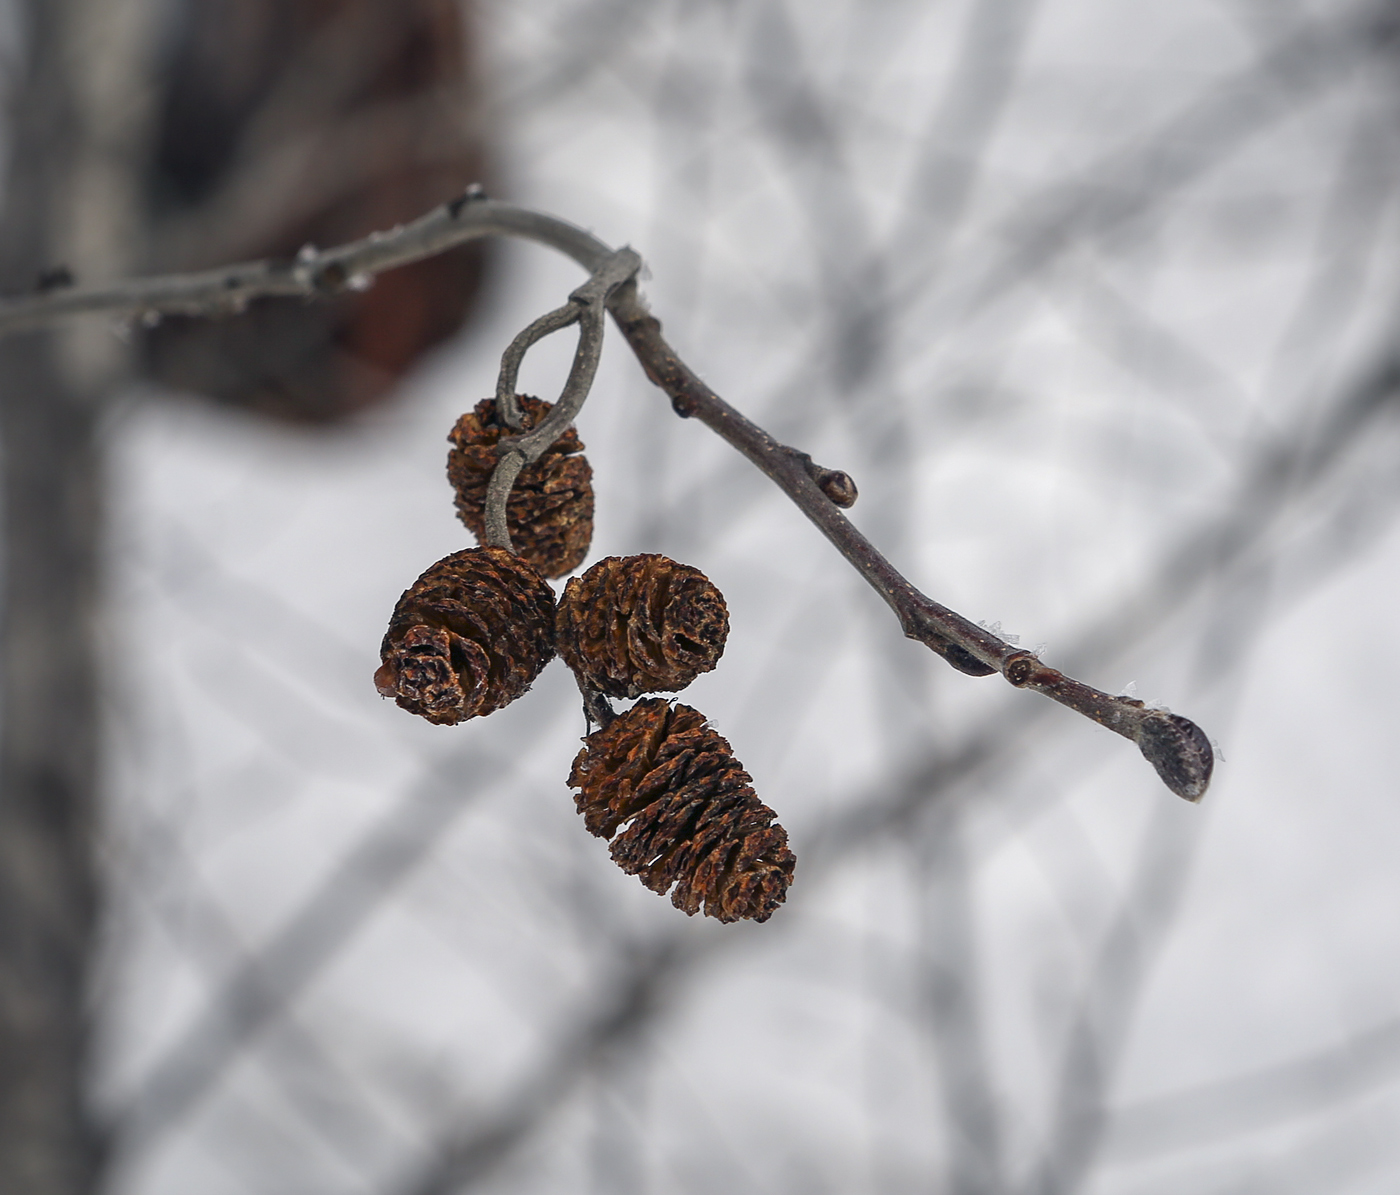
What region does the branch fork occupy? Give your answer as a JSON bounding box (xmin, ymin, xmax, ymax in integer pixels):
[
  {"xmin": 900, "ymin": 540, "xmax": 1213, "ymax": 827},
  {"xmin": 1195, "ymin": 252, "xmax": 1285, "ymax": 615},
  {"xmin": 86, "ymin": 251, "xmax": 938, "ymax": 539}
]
[
  {"xmin": 482, "ymin": 247, "xmax": 640, "ymax": 552},
  {"xmin": 0, "ymin": 190, "xmax": 1212, "ymax": 799}
]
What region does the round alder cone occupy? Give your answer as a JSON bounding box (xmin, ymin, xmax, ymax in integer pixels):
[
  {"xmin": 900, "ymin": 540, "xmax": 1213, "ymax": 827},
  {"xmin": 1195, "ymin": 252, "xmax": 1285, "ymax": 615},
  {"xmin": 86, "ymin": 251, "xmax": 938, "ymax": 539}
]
[
  {"xmin": 447, "ymin": 395, "xmax": 594, "ymax": 578},
  {"xmin": 568, "ymin": 699, "xmax": 795, "ymax": 923},
  {"xmin": 375, "ymin": 546, "xmax": 555, "ymax": 725},
  {"xmin": 556, "ymin": 554, "xmax": 729, "ymax": 699}
]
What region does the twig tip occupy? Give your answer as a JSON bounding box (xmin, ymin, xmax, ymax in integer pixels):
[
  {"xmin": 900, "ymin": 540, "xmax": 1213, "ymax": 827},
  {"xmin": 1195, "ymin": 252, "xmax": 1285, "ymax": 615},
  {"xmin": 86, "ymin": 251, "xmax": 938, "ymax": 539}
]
[
  {"xmin": 816, "ymin": 468, "xmax": 858, "ymax": 507},
  {"xmin": 1135, "ymin": 711, "xmax": 1214, "ymax": 802}
]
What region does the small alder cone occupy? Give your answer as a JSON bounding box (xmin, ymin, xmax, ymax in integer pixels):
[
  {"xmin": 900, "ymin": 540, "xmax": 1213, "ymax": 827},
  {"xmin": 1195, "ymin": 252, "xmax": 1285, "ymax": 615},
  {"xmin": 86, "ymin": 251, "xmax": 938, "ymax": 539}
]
[
  {"xmin": 556, "ymin": 554, "xmax": 729, "ymax": 699},
  {"xmin": 568, "ymin": 699, "xmax": 795, "ymax": 923},
  {"xmin": 375, "ymin": 546, "xmax": 555, "ymax": 725},
  {"xmin": 447, "ymin": 395, "xmax": 594, "ymax": 578}
]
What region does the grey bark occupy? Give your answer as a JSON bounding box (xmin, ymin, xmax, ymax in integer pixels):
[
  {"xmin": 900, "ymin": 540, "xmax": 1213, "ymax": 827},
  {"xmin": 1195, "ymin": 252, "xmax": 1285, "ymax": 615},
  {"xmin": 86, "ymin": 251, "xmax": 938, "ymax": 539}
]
[{"xmin": 0, "ymin": 1, "xmax": 105, "ymax": 1191}]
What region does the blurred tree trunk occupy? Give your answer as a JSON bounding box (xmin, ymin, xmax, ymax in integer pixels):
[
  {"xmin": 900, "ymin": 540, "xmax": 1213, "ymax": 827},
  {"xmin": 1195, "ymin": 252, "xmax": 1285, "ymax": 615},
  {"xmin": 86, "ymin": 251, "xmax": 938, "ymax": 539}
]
[
  {"xmin": 0, "ymin": 1, "xmax": 487, "ymax": 1187},
  {"xmin": 0, "ymin": 0, "xmax": 105, "ymax": 1190}
]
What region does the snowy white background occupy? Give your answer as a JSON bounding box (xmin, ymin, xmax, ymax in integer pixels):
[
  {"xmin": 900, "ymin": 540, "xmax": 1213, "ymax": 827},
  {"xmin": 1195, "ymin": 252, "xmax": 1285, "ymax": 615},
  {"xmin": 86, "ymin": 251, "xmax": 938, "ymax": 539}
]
[{"xmin": 92, "ymin": 1, "xmax": 1400, "ymax": 1192}]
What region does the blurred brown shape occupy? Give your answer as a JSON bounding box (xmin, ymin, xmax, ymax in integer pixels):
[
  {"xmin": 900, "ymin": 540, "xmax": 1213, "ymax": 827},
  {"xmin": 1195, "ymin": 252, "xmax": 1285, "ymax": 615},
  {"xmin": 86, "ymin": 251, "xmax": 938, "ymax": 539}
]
[
  {"xmin": 557, "ymin": 554, "xmax": 729, "ymax": 698},
  {"xmin": 568, "ymin": 699, "xmax": 794, "ymax": 923},
  {"xmin": 143, "ymin": 0, "xmax": 489, "ymax": 421},
  {"xmin": 376, "ymin": 546, "xmax": 556, "ymax": 726},
  {"xmin": 447, "ymin": 394, "xmax": 595, "ymax": 577}
]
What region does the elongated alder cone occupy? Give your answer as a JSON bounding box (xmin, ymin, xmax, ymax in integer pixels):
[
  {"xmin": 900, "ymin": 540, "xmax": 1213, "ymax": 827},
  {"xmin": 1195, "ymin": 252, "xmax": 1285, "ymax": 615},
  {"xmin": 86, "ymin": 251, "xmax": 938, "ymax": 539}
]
[
  {"xmin": 556, "ymin": 554, "xmax": 729, "ymax": 698},
  {"xmin": 568, "ymin": 699, "xmax": 795, "ymax": 923},
  {"xmin": 375, "ymin": 546, "xmax": 555, "ymax": 725},
  {"xmin": 447, "ymin": 395, "xmax": 594, "ymax": 577}
]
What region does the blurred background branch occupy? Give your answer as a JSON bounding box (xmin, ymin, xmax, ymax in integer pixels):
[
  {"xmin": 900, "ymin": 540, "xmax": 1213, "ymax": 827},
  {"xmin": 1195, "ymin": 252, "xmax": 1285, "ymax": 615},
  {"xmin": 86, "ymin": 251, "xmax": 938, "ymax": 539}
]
[{"xmin": 4, "ymin": 1, "xmax": 1400, "ymax": 1194}]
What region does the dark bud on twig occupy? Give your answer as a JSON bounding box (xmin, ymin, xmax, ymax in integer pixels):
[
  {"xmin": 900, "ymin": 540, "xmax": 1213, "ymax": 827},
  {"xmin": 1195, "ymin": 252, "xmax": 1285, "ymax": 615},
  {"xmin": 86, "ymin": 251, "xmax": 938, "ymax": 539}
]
[
  {"xmin": 1135, "ymin": 712, "xmax": 1214, "ymax": 802},
  {"xmin": 447, "ymin": 395, "xmax": 594, "ymax": 578},
  {"xmin": 375, "ymin": 546, "xmax": 556, "ymax": 725},
  {"xmin": 792, "ymin": 450, "xmax": 858, "ymax": 507},
  {"xmin": 814, "ymin": 468, "xmax": 858, "ymax": 508},
  {"xmin": 568, "ymin": 699, "xmax": 795, "ymax": 923},
  {"xmin": 556, "ymin": 554, "xmax": 729, "ymax": 699}
]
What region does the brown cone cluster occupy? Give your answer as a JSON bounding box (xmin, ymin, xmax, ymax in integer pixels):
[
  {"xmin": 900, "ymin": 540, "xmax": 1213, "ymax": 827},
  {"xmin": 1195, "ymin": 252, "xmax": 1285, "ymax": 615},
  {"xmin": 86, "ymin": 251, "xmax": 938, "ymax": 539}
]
[
  {"xmin": 378, "ymin": 356, "xmax": 793, "ymax": 921},
  {"xmin": 447, "ymin": 395, "xmax": 594, "ymax": 578},
  {"xmin": 556, "ymin": 555, "xmax": 729, "ymax": 699},
  {"xmin": 375, "ymin": 546, "xmax": 556, "ymax": 725},
  {"xmin": 568, "ymin": 699, "xmax": 795, "ymax": 923}
]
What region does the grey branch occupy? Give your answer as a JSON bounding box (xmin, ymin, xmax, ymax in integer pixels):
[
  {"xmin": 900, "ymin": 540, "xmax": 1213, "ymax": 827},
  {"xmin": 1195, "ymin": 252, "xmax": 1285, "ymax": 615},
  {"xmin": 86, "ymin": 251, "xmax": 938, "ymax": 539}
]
[
  {"xmin": 0, "ymin": 191, "xmax": 615, "ymax": 333},
  {"xmin": 0, "ymin": 190, "xmax": 1211, "ymax": 799},
  {"xmin": 493, "ymin": 303, "xmax": 582, "ymax": 430},
  {"xmin": 606, "ymin": 291, "xmax": 1212, "ymax": 799},
  {"xmin": 482, "ymin": 246, "xmax": 640, "ymax": 551}
]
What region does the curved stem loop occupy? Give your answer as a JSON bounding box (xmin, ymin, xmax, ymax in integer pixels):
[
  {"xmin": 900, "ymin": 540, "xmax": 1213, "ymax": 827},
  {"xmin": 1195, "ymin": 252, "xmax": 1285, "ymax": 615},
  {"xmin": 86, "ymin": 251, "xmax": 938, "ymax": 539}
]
[{"xmin": 481, "ymin": 247, "xmax": 641, "ymax": 558}]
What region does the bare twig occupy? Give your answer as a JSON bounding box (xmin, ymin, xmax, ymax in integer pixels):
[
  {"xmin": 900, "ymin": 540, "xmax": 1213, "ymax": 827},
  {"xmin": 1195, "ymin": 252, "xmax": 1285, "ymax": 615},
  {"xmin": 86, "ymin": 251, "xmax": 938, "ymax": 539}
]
[
  {"xmin": 479, "ymin": 452, "xmax": 526, "ymax": 553},
  {"xmin": 498, "ymin": 247, "xmax": 642, "ymax": 455},
  {"xmin": 0, "ymin": 192, "xmax": 615, "ymax": 333},
  {"xmin": 606, "ymin": 289, "xmax": 1213, "ymax": 800},
  {"xmin": 493, "ymin": 303, "xmax": 582, "ymax": 430},
  {"xmin": 482, "ymin": 246, "xmax": 641, "ymax": 551},
  {"xmin": 0, "ymin": 192, "xmax": 1211, "ymax": 798}
]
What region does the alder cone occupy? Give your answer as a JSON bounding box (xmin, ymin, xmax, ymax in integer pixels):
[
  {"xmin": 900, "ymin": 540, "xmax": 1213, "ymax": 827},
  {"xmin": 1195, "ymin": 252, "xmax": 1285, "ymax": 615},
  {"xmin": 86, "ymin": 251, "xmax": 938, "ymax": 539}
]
[
  {"xmin": 556, "ymin": 554, "xmax": 728, "ymax": 698},
  {"xmin": 375, "ymin": 546, "xmax": 555, "ymax": 725},
  {"xmin": 568, "ymin": 700, "xmax": 794, "ymax": 923},
  {"xmin": 447, "ymin": 395, "xmax": 594, "ymax": 578}
]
